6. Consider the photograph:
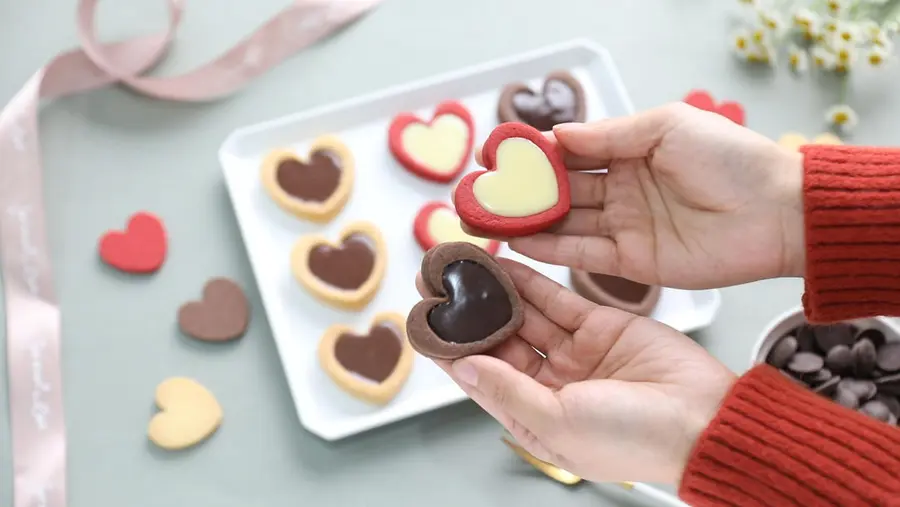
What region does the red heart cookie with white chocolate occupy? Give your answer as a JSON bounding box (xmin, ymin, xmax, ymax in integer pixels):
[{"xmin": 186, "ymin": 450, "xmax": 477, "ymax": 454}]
[
  {"xmin": 388, "ymin": 101, "xmax": 475, "ymax": 184},
  {"xmin": 453, "ymin": 123, "xmax": 571, "ymax": 237},
  {"xmin": 413, "ymin": 202, "xmax": 501, "ymax": 255}
]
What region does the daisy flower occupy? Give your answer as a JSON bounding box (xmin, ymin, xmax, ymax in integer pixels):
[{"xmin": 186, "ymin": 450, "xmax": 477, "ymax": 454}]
[
  {"xmin": 822, "ymin": 18, "xmax": 840, "ymax": 34},
  {"xmin": 792, "ymin": 8, "xmax": 817, "ymax": 30},
  {"xmin": 788, "ymin": 45, "xmax": 809, "ymax": 72},
  {"xmin": 867, "ymin": 45, "xmax": 890, "ymax": 66},
  {"xmin": 837, "ymin": 23, "xmax": 858, "ymax": 43},
  {"xmin": 832, "ymin": 42, "xmax": 857, "ymax": 72},
  {"xmin": 811, "ymin": 45, "xmax": 837, "ymax": 69},
  {"xmin": 759, "ymin": 9, "xmax": 785, "ymax": 31},
  {"xmin": 731, "ymin": 30, "xmax": 751, "ymax": 56},
  {"xmin": 826, "ymin": 0, "xmax": 846, "ymax": 17},
  {"xmin": 826, "ymin": 104, "xmax": 858, "ymax": 132}
]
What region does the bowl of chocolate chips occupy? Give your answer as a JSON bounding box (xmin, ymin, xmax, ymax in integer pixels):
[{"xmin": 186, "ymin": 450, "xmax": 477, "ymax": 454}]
[{"xmin": 752, "ymin": 307, "xmax": 900, "ymax": 426}]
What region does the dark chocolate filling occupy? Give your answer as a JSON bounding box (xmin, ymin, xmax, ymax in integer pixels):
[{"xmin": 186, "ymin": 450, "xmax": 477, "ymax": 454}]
[
  {"xmin": 512, "ymin": 79, "xmax": 579, "ymax": 132},
  {"xmin": 427, "ymin": 260, "xmax": 513, "ymax": 344},
  {"xmin": 588, "ymin": 273, "xmax": 651, "ymax": 303},
  {"xmin": 276, "ymin": 150, "xmax": 342, "ymax": 202},
  {"xmin": 307, "ymin": 233, "xmax": 375, "ymax": 290},
  {"xmin": 334, "ymin": 323, "xmax": 402, "ymax": 383}
]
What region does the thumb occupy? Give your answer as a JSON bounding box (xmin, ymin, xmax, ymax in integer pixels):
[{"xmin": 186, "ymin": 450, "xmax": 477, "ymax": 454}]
[
  {"xmin": 552, "ymin": 104, "xmax": 680, "ymax": 162},
  {"xmin": 452, "ymin": 355, "xmax": 560, "ymax": 433}
]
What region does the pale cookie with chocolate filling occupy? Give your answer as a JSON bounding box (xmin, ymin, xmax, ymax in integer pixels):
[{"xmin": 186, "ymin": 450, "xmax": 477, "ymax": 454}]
[
  {"xmin": 290, "ymin": 220, "xmax": 387, "ymax": 311},
  {"xmin": 260, "ymin": 135, "xmax": 354, "ymax": 223},
  {"xmin": 318, "ymin": 312, "xmax": 413, "ymax": 405}
]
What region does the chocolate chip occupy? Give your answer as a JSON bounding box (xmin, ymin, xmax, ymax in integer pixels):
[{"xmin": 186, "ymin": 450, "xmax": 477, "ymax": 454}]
[
  {"xmin": 874, "ymin": 394, "xmax": 900, "ymax": 418},
  {"xmin": 780, "ymin": 369, "xmax": 806, "ymax": 385},
  {"xmin": 875, "ymin": 373, "xmax": 900, "ymax": 396},
  {"xmin": 857, "ymin": 328, "xmax": 887, "ymax": 348},
  {"xmin": 834, "ymin": 385, "xmax": 861, "ymax": 409},
  {"xmin": 825, "ymin": 345, "xmax": 853, "ymax": 373},
  {"xmin": 876, "ymin": 342, "xmax": 900, "ymax": 373},
  {"xmin": 839, "ymin": 378, "xmax": 878, "ymax": 402},
  {"xmin": 852, "ymin": 338, "xmax": 878, "ymax": 377},
  {"xmin": 813, "ymin": 376, "xmax": 842, "ymax": 396},
  {"xmin": 767, "ymin": 335, "xmax": 799, "ymax": 369},
  {"xmin": 808, "ymin": 368, "xmax": 833, "ymax": 384},
  {"xmin": 860, "ymin": 400, "xmax": 894, "ymax": 423},
  {"xmin": 814, "ymin": 323, "xmax": 856, "ymax": 352},
  {"xmin": 787, "ymin": 352, "xmax": 824, "ymax": 374},
  {"xmin": 795, "ymin": 325, "xmax": 817, "ymax": 352}
]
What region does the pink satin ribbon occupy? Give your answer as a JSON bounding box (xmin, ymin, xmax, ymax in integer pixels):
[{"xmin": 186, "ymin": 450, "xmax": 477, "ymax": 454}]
[{"xmin": 0, "ymin": 1, "xmax": 381, "ymax": 505}]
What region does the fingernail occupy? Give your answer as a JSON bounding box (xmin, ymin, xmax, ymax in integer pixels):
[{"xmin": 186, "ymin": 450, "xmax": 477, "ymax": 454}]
[
  {"xmin": 553, "ymin": 122, "xmax": 584, "ymax": 134},
  {"xmin": 452, "ymin": 360, "xmax": 478, "ymax": 387}
]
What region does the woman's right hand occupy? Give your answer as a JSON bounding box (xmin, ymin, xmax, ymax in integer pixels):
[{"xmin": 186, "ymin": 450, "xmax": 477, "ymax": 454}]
[{"xmin": 477, "ymin": 103, "xmax": 806, "ymax": 289}]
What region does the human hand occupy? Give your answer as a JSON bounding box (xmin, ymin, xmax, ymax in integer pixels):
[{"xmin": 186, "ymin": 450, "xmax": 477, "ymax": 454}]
[
  {"xmin": 416, "ymin": 258, "xmax": 736, "ymax": 484},
  {"xmin": 471, "ymin": 103, "xmax": 805, "ymax": 289}
]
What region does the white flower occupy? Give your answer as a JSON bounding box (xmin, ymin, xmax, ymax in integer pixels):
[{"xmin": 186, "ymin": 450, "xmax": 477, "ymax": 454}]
[
  {"xmin": 837, "ymin": 23, "xmax": 859, "ymax": 43},
  {"xmin": 873, "ymin": 30, "xmax": 895, "ymax": 50},
  {"xmin": 861, "ymin": 20, "xmax": 881, "ymax": 39},
  {"xmin": 731, "ymin": 30, "xmax": 752, "ymax": 56},
  {"xmin": 831, "ymin": 42, "xmax": 857, "ymax": 72},
  {"xmin": 759, "ymin": 9, "xmax": 785, "ymax": 31},
  {"xmin": 793, "ymin": 8, "xmax": 818, "ymax": 31},
  {"xmin": 822, "ymin": 17, "xmax": 840, "ymax": 34},
  {"xmin": 826, "ymin": 0, "xmax": 846, "ymax": 17},
  {"xmin": 826, "ymin": 104, "xmax": 858, "ymax": 131},
  {"xmin": 867, "ymin": 45, "xmax": 890, "ymax": 66},
  {"xmin": 811, "ymin": 45, "xmax": 837, "ymax": 69},
  {"xmin": 788, "ymin": 45, "xmax": 809, "ymax": 72}
]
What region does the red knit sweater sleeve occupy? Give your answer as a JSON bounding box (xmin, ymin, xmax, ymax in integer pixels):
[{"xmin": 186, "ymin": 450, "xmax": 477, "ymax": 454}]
[
  {"xmin": 678, "ymin": 365, "xmax": 900, "ymax": 506},
  {"xmin": 801, "ymin": 144, "xmax": 900, "ymax": 323}
]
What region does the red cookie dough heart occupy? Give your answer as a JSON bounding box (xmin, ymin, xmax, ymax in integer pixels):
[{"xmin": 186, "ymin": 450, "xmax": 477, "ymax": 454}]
[
  {"xmin": 178, "ymin": 278, "xmax": 250, "ymax": 342},
  {"xmin": 683, "ymin": 90, "xmax": 745, "ymax": 126},
  {"xmin": 388, "ymin": 100, "xmax": 475, "ymax": 184},
  {"xmin": 414, "ymin": 202, "xmax": 500, "ymax": 255},
  {"xmin": 99, "ymin": 212, "xmax": 167, "ymax": 273},
  {"xmin": 453, "ymin": 122, "xmax": 570, "ymax": 237}
]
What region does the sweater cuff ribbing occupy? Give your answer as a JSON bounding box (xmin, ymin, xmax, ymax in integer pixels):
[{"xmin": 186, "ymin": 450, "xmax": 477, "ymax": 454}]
[
  {"xmin": 801, "ymin": 145, "xmax": 900, "ymax": 323},
  {"xmin": 678, "ymin": 365, "xmax": 900, "ymax": 507}
]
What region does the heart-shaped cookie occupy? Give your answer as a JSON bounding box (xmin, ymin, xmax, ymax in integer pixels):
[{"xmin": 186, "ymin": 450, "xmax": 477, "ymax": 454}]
[
  {"xmin": 453, "ymin": 122, "xmax": 571, "ymax": 237},
  {"xmin": 260, "ymin": 135, "xmax": 354, "ymax": 223},
  {"xmin": 291, "ymin": 220, "xmax": 386, "ymax": 311},
  {"xmin": 178, "ymin": 278, "xmax": 250, "ymax": 342},
  {"xmin": 570, "ymin": 270, "xmax": 661, "ymax": 317},
  {"xmin": 407, "ymin": 242, "xmax": 524, "ymax": 360},
  {"xmin": 388, "ymin": 100, "xmax": 475, "ymax": 183},
  {"xmin": 413, "ymin": 202, "xmax": 501, "ymax": 255},
  {"xmin": 99, "ymin": 211, "xmax": 167, "ymax": 274},
  {"xmin": 319, "ymin": 312, "xmax": 413, "ymax": 405},
  {"xmin": 778, "ymin": 132, "xmax": 842, "ymax": 151},
  {"xmin": 147, "ymin": 377, "xmax": 223, "ymax": 450},
  {"xmin": 498, "ymin": 70, "xmax": 586, "ymax": 131},
  {"xmin": 683, "ymin": 89, "xmax": 745, "ymax": 126}
]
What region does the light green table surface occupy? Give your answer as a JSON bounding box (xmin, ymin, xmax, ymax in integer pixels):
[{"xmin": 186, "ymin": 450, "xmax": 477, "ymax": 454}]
[{"xmin": 2, "ymin": 0, "xmax": 898, "ymax": 505}]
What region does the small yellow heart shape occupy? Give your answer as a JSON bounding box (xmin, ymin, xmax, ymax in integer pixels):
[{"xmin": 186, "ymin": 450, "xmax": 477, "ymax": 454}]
[
  {"xmin": 148, "ymin": 377, "xmax": 223, "ymax": 450},
  {"xmin": 778, "ymin": 132, "xmax": 842, "ymax": 151},
  {"xmin": 427, "ymin": 207, "xmax": 493, "ymax": 248},
  {"xmin": 401, "ymin": 115, "xmax": 470, "ymax": 175},
  {"xmin": 472, "ymin": 137, "xmax": 559, "ymax": 217}
]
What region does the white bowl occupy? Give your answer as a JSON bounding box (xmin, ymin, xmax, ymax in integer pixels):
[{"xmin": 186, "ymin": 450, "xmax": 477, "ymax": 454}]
[{"xmin": 750, "ymin": 306, "xmax": 900, "ymax": 369}]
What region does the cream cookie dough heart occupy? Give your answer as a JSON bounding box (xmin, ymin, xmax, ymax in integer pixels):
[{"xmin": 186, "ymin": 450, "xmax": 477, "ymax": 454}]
[
  {"xmin": 147, "ymin": 377, "xmax": 223, "ymax": 450},
  {"xmin": 472, "ymin": 137, "xmax": 559, "ymax": 217},
  {"xmin": 401, "ymin": 115, "xmax": 470, "ymax": 176}
]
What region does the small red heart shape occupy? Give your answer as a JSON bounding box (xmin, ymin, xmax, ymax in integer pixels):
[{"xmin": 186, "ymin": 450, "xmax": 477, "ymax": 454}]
[
  {"xmin": 683, "ymin": 89, "xmax": 745, "ymax": 126},
  {"xmin": 99, "ymin": 212, "xmax": 167, "ymax": 274},
  {"xmin": 453, "ymin": 122, "xmax": 570, "ymax": 237},
  {"xmin": 413, "ymin": 201, "xmax": 501, "ymax": 255},
  {"xmin": 388, "ymin": 100, "xmax": 475, "ymax": 184}
]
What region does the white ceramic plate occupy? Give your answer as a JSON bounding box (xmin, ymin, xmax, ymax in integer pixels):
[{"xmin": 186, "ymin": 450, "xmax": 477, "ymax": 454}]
[{"xmin": 219, "ymin": 39, "xmax": 723, "ymax": 442}]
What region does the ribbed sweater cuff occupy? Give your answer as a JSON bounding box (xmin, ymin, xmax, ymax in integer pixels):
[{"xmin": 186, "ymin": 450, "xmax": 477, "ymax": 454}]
[
  {"xmin": 678, "ymin": 365, "xmax": 900, "ymax": 507},
  {"xmin": 802, "ymin": 145, "xmax": 900, "ymax": 323}
]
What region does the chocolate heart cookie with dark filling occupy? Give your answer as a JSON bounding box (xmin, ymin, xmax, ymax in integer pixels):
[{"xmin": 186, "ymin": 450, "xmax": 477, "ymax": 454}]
[
  {"xmin": 261, "ymin": 135, "xmax": 355, "ymax": 223},
  {"xmin": 407, "ymin": 242, "xmax": 524, "ymax": 360},
  {"xmin": 291, "ymin": 220, "xmax": 386, "ymax": 311},
  {"xmin": 570, "ymin": 270, "xmax": 661, "ymax": 317},
  {"xmin": 319, "ymin": 312, "xmax": 413, "ymax": 405},
  {"xmin": 497, "ymin": 70, "xmax": 586, "ymax": 131}
]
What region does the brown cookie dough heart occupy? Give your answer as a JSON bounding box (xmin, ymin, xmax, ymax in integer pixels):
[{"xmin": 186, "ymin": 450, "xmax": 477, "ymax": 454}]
[
  {"xmin": 407, "ymin": 242, "xmax": 524, "ymax": 360},
  {"xmin": 318, "ymin": 312, "xmax": 413, "ymax": 405},
  {"xmin": 260, "ymin": 135, "xmax": 354, "ymax": 223},
  {"xmin": 570, "ymin": 270, "xmax": 660, "ymax": 317},
  {"xmin": 178, "ymin": 278, "xmax": 250, "ymax": 341},
  {"xmin": 497, "ymin": 71, "xmax": 586, "ymax": 131},
  {"xmin": 291, "ymin": 221, "xmax": 386, "ymax": 311}
]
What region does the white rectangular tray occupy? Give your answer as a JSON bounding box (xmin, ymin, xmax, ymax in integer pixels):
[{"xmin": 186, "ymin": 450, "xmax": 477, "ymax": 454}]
[{"xmin": 219, "ymin": 39, "xmax": 722, "ymax": 442}]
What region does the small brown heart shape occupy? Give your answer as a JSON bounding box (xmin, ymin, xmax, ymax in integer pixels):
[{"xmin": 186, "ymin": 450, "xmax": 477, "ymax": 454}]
[
  {"xmin": 570, "ymin": 270, "xmax": 660, "ymax": 317},
  {"xmin": 497, "ymin": 70, "xmax": 586, "ymax": 131},
  {"xmin": 178, "ymin": 278, "xmax": 250, "ymax": 342},
  {"xmin": 318, "ymin": 312, "xmax": 413, "ymax": 405},
  {"xmin": 260, "ymin": 135, "xmax": 355, "ymax": 223},
  {"xmin": 291, "ymin": 221, "xmax": 387, "ymax": 311},
  {"xmin": 407, "ymin": 242, "xmax": 524, "ymax": 360}
]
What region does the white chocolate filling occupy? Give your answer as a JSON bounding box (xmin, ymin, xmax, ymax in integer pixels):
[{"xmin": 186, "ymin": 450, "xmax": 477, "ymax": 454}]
[
  {"xmin": 472, "ymin": 137, "xmax": 559, "ymax": 217},
  {"xmin": 427, "ymin": 208, "xmax": 493, "ymax": 248},
  {"xmin": 400, "ymin": 114, "xmax": 469, "ymax": 175}
]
